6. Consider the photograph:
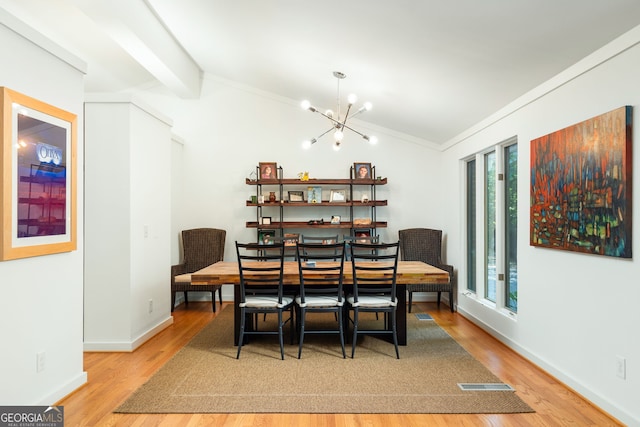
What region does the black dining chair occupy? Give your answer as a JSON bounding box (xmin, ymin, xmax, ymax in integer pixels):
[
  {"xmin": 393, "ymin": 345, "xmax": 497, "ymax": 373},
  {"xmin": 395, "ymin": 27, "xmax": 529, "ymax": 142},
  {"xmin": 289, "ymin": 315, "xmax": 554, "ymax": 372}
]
[
  {"xmin": 235, "ymin": 241, "xmax": 295, "ymax": 360},
  {"xmin": 347, "ymin": 241, "xmax": 400, "ymax": 359},
  {"xmin": 295, "ymin": 241, "xmax": 346, "ymax": 359}
]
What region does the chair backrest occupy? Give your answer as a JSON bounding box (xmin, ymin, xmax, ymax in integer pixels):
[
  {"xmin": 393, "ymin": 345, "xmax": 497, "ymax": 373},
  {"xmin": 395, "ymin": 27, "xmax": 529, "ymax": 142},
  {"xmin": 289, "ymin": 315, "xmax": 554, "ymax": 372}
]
[
  {"xmin": 235, "ymin": 241, "xmax": 286, "ymax": 303},
  {"xmin": 182, "ymin": 228, "xmax": 226, "ymax": 273},
  {"xmin": 349, "ymin": 241, "xmax": 400, "ymax": 303},
  {"xmin": 301, "ymin": 234, "xmax": 339, "ymax": 259},
  {"xmin": 296, "ymin": 241, "xmax": 346, "ymax": 304},
  {"xmin": 398, "ymin": 228, "xmax": 443, "ymax": 265}
]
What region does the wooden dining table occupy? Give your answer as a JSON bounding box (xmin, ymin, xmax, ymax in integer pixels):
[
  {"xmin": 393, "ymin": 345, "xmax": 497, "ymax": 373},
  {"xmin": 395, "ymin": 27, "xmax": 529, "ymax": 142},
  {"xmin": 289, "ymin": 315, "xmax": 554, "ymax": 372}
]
[{"xmin": 190, "ymin": 260, "xmax": 450, "ymax": 346}]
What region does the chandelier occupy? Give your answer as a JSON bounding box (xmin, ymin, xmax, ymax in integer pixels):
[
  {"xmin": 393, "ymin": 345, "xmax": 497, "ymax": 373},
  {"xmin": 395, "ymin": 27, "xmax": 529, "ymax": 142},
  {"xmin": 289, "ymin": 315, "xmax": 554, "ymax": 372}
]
[{"xmin": 301, "ymin": 71, "xmax": 377, "ymax": 151}]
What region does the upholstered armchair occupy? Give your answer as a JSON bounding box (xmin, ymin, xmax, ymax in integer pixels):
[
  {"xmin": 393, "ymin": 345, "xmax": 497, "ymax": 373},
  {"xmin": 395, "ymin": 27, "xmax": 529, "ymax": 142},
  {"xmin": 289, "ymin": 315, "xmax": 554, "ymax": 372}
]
[
  {"xmin": 171, "ymin": 228, "xmax": 226, "ymax": 312},
  {"xmin": 398, "ymin": 228, "xmax": 455, "ymax": 313}
]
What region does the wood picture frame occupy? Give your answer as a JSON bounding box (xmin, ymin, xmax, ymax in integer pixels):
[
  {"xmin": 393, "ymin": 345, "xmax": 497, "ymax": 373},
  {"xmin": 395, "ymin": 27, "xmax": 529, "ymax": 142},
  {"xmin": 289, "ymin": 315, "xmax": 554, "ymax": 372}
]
[
  {"xmin": 288, "ymin": 190, "xmax": 304, "ymax": 202},
  {"xmin": 259, "ymin": 162, "xmax": 277, "ymax": 180},
  {"xmin": 354, "ymin": 162, "xmax": 372, "ymax": 179},
  {"xmin": 261, "ymin": 216, "xmax": 271, "ymax": 225},
  {"xmin": 1, "ymin": 87, "xmax": 77, "ymax": 260}
]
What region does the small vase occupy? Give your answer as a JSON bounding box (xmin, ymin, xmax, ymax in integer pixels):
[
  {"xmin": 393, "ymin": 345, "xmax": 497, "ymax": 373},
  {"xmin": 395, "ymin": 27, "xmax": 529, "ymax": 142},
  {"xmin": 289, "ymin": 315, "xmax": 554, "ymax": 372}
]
[{"xmin": 269, "ymin": 191, "xmax": 276, "ymax": 203}]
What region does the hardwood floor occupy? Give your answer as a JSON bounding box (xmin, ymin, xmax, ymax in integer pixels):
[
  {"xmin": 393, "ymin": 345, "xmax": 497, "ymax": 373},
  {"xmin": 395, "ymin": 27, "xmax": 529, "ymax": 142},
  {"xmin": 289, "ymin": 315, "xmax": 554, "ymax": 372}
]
[{"xmin": 57, "ymin": 301, "xmax": 622, "ymax": 426}]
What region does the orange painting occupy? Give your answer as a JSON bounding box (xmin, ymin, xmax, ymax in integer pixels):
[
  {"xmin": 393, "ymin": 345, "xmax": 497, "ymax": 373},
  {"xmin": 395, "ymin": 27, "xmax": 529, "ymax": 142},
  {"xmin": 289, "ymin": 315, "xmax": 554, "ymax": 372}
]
[{"xmin": 530, "ymin": 106, "xmax": 632, "ymax": 258}]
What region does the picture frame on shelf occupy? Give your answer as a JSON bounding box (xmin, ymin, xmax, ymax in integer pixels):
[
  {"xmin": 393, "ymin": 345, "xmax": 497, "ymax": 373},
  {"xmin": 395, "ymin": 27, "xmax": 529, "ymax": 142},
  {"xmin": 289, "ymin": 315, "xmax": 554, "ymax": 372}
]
[
  {"xmin": 258, "ymin": 195, "xmax": 265, "ymax": 204},
  {"xmin": 307, "ymin": 186, "xmax": 322, "ymax": 204},
  {"xmin": 1, "ymin": 87, "xmax": 77, "ymax": 260},
  {"xmin": 261, "ymin": 217, "xmax": 271, "ymax": 225},
  {"xmin": 288, "ymin": 190, "xmax": 304, "ymax": 202},
  {"xmin": 331, "ymin": 215, "xmax": 341, "ymax": 224},
  {"xmin": 259, "ymin": 162, "xmax": 277, "ymax": 180},
  {"xmin": 329, "ymin": 189, "xmax": 346, "ymax": 202},
  {"xmin": 258, "ymin": 229, "xmax": 276, "ymax": 245},
  {"xmin": 354, "ymin": 162, "xmax": 372, "ymax": 179},
  {"xmin": 283, "ymin": 233, "xmax": 299, "ymax": 247}
]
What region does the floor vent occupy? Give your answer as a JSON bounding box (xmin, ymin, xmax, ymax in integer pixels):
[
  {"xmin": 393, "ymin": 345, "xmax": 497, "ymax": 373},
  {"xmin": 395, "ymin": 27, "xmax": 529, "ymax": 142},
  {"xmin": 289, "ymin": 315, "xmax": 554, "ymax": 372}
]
[
  {"xmin": 458, "ymin": 383, "xmax": 514, "ymax": 391},
  {"xmin": 415, "ymin": 313, "xmax": 433, "ymax": 320}
]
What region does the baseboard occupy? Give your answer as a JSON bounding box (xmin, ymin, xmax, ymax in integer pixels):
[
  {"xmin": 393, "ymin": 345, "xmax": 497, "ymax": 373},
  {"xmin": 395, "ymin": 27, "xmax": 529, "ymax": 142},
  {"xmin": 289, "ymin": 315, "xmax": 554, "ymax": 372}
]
[
  {"xmin": 45, "ymin": 371, "xmax": 88, "ymax": 405},
  {"xmin": 83, "ymin": 316, "xmax": 174, "ymax": 352}
]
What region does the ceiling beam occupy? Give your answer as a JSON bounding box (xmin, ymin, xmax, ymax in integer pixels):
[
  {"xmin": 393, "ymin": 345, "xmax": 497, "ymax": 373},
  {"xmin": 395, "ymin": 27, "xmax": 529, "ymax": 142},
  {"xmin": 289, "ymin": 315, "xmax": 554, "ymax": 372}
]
[{"xmin": 73, "ymin": 0, "xmax": 201, "ymax": 98}]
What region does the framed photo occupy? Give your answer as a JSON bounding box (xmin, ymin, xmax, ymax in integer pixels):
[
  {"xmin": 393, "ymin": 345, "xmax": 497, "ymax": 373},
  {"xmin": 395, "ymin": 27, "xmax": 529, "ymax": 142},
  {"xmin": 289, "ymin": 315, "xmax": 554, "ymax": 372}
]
[
  {"xmin": 1, "ymin": 87, "xmax": 77, "ymax": 260},
  {"xmin": 354, "ymin": 162, "xmax": 372, "ymax": 179},
  {"xmin": 258, "ymin": 229, "xmax": 276, "ymax": 245},
  {"xmin": 259, "ymin": 162, "xmax": 277, "ymax": 180},
  {"xmin": 288, "ymin": 190, "xmax": 304, "ymax": 202},
  {"xmin": 331, "ymin": 215, "xmax": 341, "ymax": 224},
  {"xmin": 329, "ymin": 189, "xmax": 346, "ymax": 202},
  {"xmin": 355, "ymin": 229, "xmax": 371, "ymax": 243},
  {"xmin": 261, "ymin": 217, "xmax": 271, "ymax": 225},
  {"xmin": 307, "ymin": 186, "xmax": 322, "ymax": 204},
  {"xmin": 283, "ymin": 233, "xmax": 299, "ymax": 247}
]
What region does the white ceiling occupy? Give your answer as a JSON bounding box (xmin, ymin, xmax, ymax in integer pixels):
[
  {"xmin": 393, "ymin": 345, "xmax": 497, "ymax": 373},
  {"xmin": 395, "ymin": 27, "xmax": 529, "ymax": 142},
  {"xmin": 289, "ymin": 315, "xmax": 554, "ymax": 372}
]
[{"xmin": 3, "ymin": 0, "xmax": 640, "ymax": 146}]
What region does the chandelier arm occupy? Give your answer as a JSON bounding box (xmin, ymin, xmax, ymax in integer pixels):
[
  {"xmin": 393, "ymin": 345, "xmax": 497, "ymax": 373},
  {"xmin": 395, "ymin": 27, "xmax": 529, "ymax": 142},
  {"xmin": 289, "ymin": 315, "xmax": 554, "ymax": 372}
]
[
  {"xmin": 309, "ymin": 126, "xmax": 336, "ymax": 143},
  {"xmin": 312, "ymin": 109, "xmax": 368, "ymax": 138}
]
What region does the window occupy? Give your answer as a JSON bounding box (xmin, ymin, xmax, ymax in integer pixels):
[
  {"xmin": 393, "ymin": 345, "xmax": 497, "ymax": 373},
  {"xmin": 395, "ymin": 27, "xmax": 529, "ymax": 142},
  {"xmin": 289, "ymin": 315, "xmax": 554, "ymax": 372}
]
[
  {"xmin": 465, "ymin": 138, "xmax": 518, "ymax": 313},
  {"xmin": 466, "ymin": 160, "xmax": 476, "ymax": 293}
]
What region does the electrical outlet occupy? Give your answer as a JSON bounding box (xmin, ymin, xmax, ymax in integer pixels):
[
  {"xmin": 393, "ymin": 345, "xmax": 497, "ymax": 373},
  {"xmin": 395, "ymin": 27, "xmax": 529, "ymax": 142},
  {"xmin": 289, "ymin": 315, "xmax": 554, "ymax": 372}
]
[
  {"xmin": 616, "ymin": 356, "xmax": 626, "ymax": 379},
  {"xmin": 148, "ymin": 299, "xmax": 153, "ymax": 313},
  {"xmin": 36, "ymin": 352, "xmax": 45, "ymax": 373}
]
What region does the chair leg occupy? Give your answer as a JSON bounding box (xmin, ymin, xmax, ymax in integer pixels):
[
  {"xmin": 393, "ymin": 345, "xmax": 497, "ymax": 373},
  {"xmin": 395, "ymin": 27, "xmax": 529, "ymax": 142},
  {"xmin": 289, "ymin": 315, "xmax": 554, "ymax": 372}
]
[
  {"xmin": 408, "ymin": 291, "xmax": 413, "ymax": 313},
  {"xmin": 278, "ymin": 311, "xmax": 285, "ymax": 360},
  {"xmin": 236, "ymin": 308, "xmax": 246, "ymax": 359},
  {"xmin": 218, "ymin": 287, "xmax": 223, "ymax": 307},
  {"xmin": 338, "ymin": 308, "xmax": 346, "ymax": 359},
  {"xmin": 184, "ymin": 291, "xmax": 189, "ymax": 305},
  {"xmin": 297, "ymin": 308, "xmax": 305, "ymax": 359},
  {"xmin": 449, "ymin": 291, "xmax": 454, "ymax": 312},
  {"xmin": 391, "ymin": 309, "xmax": 400, "ymax": 359},
  {"xmin": 171, "ymin": 291, "xmax": 176, "ymax": 312},
  {"xmin": 211, "ymin": 291, "xmax": 216, "ymax": 312},
  {"xmin": 437, "ymin": 291, "xmax": 442, "ymax": 307}
]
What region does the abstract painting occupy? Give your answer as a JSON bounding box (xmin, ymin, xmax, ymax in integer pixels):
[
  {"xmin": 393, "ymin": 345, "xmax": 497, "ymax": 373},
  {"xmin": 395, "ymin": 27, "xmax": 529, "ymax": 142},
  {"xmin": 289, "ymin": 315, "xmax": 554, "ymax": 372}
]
[{"xmin": 530, "ymin": 106, "xmax": 632, "ymax": 258}]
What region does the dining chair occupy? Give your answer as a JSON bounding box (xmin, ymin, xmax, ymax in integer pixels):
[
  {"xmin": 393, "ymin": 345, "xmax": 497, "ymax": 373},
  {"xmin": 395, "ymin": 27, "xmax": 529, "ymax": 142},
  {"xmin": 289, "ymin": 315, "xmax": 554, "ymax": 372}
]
[
  {"xmin": 347, "ymin": 241, "xmax": 400, "ymax": 359},
  {"xmin": 398, "ymin": 228, "xmax": 455, "ymax": 313},
  {"xmin": 171, "ymin": 228, "xmax": 225, "ymax": 312},
  {"xmin": 295, "ymin": 241, "xmax": 346, "ymax": 359},
  {"xmin": 235, "ymin": 241, "xmax": 295, "ymax": 360}
]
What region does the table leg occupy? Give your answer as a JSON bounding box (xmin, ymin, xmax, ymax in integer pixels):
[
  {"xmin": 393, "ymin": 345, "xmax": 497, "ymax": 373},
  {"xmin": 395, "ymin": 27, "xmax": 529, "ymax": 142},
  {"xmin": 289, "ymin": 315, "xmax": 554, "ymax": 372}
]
[{"xmin": 397, "ymin": 284, "xmax": 407, "ymax": 345}]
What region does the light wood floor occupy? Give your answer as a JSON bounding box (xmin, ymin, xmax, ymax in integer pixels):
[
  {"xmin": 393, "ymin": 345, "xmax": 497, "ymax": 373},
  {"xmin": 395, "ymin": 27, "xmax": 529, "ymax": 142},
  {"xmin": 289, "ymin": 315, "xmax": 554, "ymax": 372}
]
[{"xmin": 57, "ymin": 301, "xmax": 622, "ymax": 427}]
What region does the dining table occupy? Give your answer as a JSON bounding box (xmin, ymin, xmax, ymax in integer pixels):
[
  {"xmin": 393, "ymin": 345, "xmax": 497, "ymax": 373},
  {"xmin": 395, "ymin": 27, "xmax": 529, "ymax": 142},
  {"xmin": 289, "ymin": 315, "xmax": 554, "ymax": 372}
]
[{"xmin": 190, "ymin": 260, "xmax": 450, "ymax": 346}]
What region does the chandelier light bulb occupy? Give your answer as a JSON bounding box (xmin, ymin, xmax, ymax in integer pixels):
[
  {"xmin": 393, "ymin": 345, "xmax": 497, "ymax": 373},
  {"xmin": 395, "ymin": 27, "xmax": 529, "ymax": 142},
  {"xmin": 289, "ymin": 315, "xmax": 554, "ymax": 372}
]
[
  {"xmin": 368, "ymin": 135, "xmax": 378, "ymax": 145},
  {"xmin": 334, "ymin": 129, "xmax": 344, "ymax": 141},
  {"xmin": 347, "ymin": 93, "xmax": 357, "ymax": 105},
  {"xmin": 302, "ymin": 140, "xmax": 312, "ymax": 149},
  {"xmin": 364, "ymin": 102, "xmax": 372, "ymax": 111},
  {"xmin": 325, "ymin": 109, "xmax": 334, "ymax": 118},
  {"xmin": 301, "ymin": 100, "xmax": 311, "ymax": 110},
  {"xmin": 333, "ymin": 141, "xmax": 341, "ymax": 151}
]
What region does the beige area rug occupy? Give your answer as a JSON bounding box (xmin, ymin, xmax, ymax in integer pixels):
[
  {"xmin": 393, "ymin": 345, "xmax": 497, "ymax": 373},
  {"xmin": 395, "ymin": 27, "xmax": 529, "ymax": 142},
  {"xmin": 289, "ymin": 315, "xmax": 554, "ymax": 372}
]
[{"xmin": 116, "ymin": 307, "xmax": 533, "ymax": 414}]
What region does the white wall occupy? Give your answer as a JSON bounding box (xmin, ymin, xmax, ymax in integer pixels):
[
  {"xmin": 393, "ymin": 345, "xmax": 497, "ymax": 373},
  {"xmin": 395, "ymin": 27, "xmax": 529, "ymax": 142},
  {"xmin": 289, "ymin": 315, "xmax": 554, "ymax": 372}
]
[
  {"xmin": 0, "ymin": 9, "xmax": 87, "ymax": 404},
  {"xmin": 84, "ymin": 96, "xmax": 173, "ymax": 350},
  {"xmin": 441, "ymin": 28, "xmax": 640, "ymax": 426}
]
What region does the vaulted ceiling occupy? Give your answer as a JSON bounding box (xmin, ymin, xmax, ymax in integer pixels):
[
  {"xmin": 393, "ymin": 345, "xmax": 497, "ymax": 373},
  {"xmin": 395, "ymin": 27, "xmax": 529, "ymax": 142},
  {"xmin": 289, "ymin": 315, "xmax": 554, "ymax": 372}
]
[{"xmin": 3, "ymin": 0, "xmax": 640, "ymax": 146}]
